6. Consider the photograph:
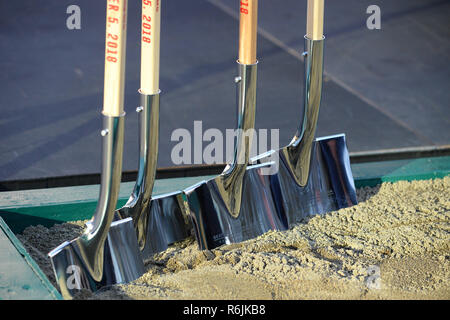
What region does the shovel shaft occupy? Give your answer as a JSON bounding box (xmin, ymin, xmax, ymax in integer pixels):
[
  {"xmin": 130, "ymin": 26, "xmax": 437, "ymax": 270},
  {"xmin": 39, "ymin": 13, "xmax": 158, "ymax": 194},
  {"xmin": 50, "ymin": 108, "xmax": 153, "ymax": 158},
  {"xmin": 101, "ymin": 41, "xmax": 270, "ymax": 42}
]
[
  {"xmin": 47, "ymin": 113, "xmax": 137, "ymax": 300},
  {"xmin": 140, "ymin": 0, "xmax": 161, "ymax": 94},
  {"xmin": 103, "ymin": 0, "xmax": 128, "ymax": 116},
  {"xmin": 306, "ymin": 0, "xmax": 324, "ymax": 40},
  {"xmin": 115, "ymin": 0, "xmax": 190, "ymax": 261},
  {"xmin": 238, "ymin": 0, "xmax": 258, "ymax": 64},
  {"xmin": 47, "ymin": 1, "xmax": 147, "ymax": 299}
]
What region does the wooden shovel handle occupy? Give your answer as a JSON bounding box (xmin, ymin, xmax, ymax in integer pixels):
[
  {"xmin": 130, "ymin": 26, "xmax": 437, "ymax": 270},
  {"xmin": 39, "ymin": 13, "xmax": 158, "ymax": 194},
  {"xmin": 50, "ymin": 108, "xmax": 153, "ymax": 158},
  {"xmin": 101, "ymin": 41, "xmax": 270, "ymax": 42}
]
[
  {"xmin": 103, "ymin": 0, "xmax": 128, "ymax": 116},
  {"xmin": 140, "ymin": 0, "xmax": 161, "ymax": 94},
  {"xmin": 306, "ymin": 0, "xmax": 324, "ymax": 40},
  {"xmin": 238, "ymin": 0, "xmax": 258, "ymax": 64}
]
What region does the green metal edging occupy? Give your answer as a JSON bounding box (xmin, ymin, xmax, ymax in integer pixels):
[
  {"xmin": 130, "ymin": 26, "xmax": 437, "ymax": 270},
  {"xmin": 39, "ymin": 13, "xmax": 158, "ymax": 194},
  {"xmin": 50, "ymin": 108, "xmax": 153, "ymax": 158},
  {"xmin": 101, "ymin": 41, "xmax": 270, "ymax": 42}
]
[
  {"xmin": 0, "ymin": 156, "xmax": 449, "ymax": 234},
  {"xmin": 0, "ymin": 217, "xmax": 62, "ymax": 300},
  {"xmin": 0, "ymin": 176, "xmax": 215, "ymax": 234},
  {"xmin": 351, "ymin": 155, "xmax": 450, "ymax": 188}
]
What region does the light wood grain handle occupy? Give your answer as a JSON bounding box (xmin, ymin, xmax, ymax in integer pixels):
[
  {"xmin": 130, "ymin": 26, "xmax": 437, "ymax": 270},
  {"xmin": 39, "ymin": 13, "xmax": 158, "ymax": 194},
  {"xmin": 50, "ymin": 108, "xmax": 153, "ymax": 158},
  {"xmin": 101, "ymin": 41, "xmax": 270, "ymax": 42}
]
[
  {"xmin": 306, "ymin": 0, "xmax": 324, "ymax": 40},
  {"xmin": 103, "ymin": 0, "xmax": 128, "ymax": 116},
  {"xmin": 140, "ymin": 0, "xmax": 161, "ymax": 94},
  {"xmin": 238, "ymin": 0, "xmax": 258, "ymax": 64}
]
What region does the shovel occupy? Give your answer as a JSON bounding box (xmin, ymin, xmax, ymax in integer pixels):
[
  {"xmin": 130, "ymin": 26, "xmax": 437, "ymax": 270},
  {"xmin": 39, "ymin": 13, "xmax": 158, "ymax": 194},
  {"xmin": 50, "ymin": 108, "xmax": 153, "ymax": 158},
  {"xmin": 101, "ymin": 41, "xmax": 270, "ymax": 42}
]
[
  {"xmin": 114, "ymin": 0, "xmax": 192, "ymax": 261},
  {"xmin": 48, "ymin": 1, "xmax": 145, "ymax": 299},
  {"xmin": 250, "ymin": 0, "xmax": 358, "ymax": 225},
  {"xmin": 181, "ymin": 0, "xmax": 287, "ymax": 250}
]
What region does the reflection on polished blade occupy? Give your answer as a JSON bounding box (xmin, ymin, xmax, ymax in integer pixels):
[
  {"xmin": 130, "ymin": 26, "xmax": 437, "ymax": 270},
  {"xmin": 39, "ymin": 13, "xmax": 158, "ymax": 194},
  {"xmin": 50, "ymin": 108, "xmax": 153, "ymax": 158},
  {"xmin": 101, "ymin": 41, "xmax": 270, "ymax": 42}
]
[
  {"xmin": 180, "ymin": 61, "xmax": 288, "ymax": 250},
  {"xmin": 181, "ymin": 37, "xmax": 358, "ymax": 251},
  {"xmin": 115, "ymin": 92, "xmax": 192, "ymax": 261},
  {"xmin": 49, "ymin": 218, "xmax": 145, "ymax": 299},
  {"xmin": 276, "ymin": 134, "xmax": 357, "ymax": 226},
  {"xmin": 184, "ymin": 162, "xmax": 286, "ymax": 250},
  {"xmin": 184, "ymin": 134, "xmax": 357, "ymax": 251},
  {"xmin": 119, "ymin": 190, "xmax": 191, "ymax": 260}
]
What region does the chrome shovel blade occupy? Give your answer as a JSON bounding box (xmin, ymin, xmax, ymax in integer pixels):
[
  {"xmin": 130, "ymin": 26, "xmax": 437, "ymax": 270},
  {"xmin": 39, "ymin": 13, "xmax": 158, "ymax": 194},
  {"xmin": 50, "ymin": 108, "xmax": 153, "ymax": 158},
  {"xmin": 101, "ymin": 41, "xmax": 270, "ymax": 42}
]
[
  {"xmin": 183, "ymin": 162, "xmax": 286, "ymax": 250},
  {"xmin": 183, "ymin": 134, "xmax": 357, "ymax": 251},
  {"xmin": 181, "ymin": 36, "xmax": 358, "ymax": 250},
  {"xmin": 48, "ymin": 114, "xmax": 145, "ymax": 299},
  {"xmin": 272, "ymin": 133, "xmax": 357, "ymax": 226},
  {"xmin": 48, "ymin": 217, "xmax": 145, "ymax": 299},
  {"xmin": 117, "ymin": 189, "xmax": 191, "ymax": 261}
]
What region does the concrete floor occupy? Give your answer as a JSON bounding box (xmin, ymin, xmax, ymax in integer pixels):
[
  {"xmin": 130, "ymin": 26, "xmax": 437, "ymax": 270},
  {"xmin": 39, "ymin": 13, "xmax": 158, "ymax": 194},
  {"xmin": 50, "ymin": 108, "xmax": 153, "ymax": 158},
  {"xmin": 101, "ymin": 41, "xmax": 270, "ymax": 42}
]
[{"xmin": 0, "ymin": 0, "xmax": 449, "ymax": 181}]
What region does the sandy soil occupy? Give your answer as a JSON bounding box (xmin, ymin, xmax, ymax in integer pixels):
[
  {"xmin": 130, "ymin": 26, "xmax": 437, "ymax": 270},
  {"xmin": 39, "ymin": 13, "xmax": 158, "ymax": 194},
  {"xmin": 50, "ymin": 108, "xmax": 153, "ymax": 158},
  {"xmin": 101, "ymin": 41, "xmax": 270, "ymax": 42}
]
[{"xmin": 18, "ymin": 177, "xmax": 450, "ymax": 300}]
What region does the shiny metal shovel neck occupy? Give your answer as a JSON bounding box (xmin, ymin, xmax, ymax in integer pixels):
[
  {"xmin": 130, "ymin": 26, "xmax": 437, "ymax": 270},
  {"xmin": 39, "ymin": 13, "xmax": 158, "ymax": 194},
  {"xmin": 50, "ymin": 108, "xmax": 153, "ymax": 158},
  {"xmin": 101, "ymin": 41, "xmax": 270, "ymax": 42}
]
[
  {"xmin": 216, "ymin": 61, "xmax": 258, "ymax": 218},
  {"xmin": 133, "ymin": 90, "xmax": 160, "ymax": 202},
  {"xmin": 120, "ymin": 91, "xmax": 160, "ymax": 213},
  {"xmin": 80, "ymin": 113, "xmax": 125, "ymax": 280},
  {"xmin": 182, "ymin": 60, "xmax": 287, "ymax": 251},
  {"xmin": 115, "ymin": 91, "xmax": 192, "ymax": 260},
  {"xmin": 285, "ymin": 36, "xmax": 324, "ymax": 187},
  {"xmin": 116, "ymin": 91, "xmax": 160, "ymax": 249}
]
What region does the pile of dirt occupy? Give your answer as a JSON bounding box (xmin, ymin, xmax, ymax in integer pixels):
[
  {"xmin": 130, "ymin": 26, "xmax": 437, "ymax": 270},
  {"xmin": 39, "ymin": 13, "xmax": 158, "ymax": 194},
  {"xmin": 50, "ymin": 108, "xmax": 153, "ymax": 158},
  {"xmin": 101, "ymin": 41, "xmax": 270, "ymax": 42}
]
[{"xmin": 18, "ymin": 177, "xmax": 450, "ymax": 300}]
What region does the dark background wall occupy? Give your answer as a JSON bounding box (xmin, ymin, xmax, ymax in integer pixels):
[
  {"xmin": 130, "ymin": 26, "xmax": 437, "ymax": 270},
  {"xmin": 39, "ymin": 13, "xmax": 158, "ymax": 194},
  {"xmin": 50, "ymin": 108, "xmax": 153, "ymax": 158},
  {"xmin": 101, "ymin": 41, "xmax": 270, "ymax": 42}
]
[{"xmin": 0, "ymin": 0, "xmax": 449, "ymax": 181}]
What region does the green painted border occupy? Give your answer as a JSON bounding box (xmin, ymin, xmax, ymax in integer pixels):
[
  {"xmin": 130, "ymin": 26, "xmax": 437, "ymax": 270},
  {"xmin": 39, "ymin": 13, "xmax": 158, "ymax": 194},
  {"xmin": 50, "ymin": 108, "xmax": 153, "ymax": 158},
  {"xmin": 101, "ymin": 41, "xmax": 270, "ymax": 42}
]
[
  {"xmin": 0, "ymin": 217, "xmax": 62, "ymax": 300},
  {"xmin": 0, "ymin": 176, "xmax": 213, "ymax": 234},
  {"xmin": 0, "ymin": 156, "xmax": 449, "ymax": 234},
  {"xmin": 351, "ymin": 156, "xmax": 450, "ymax": 188}
]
